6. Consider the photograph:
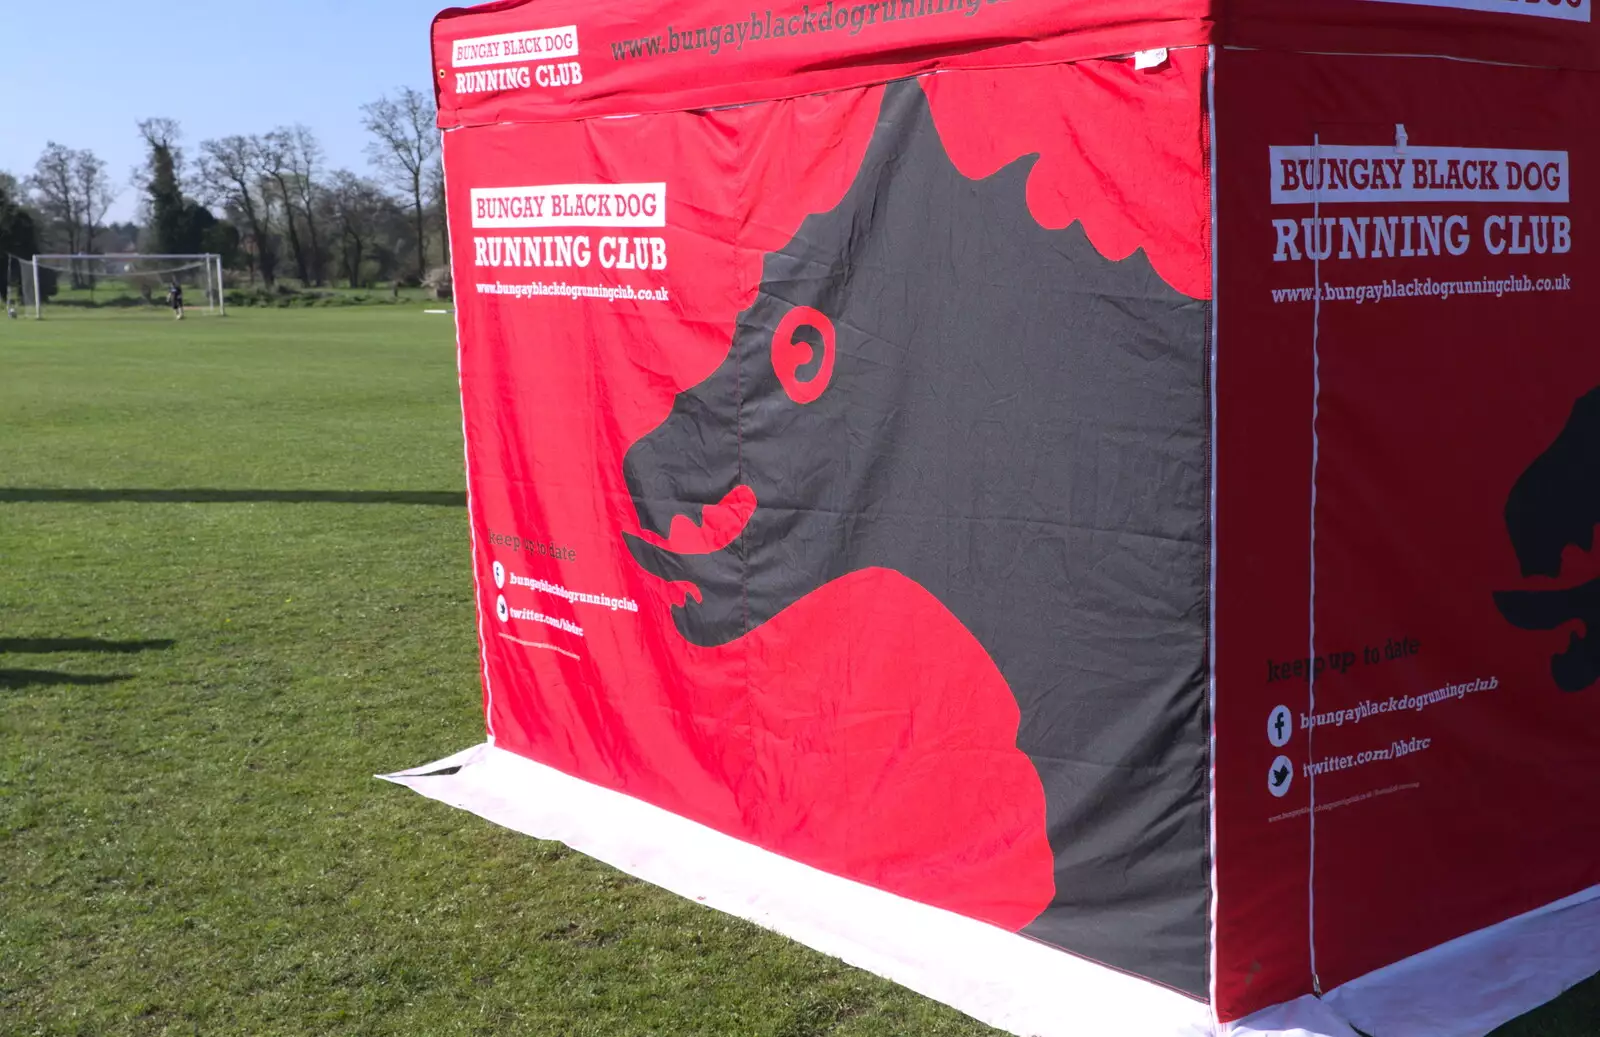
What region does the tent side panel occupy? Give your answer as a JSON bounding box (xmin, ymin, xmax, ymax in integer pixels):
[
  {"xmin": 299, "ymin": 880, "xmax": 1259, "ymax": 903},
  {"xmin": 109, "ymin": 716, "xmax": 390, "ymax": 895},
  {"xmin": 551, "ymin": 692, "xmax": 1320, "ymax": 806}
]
[
  {"xmin": 444, "ymin": 54, "xmax": 1216, "ymax": 995},
  {"xmin": 1213, "ymin": 46, "xmax": 1600, "ymax": 1022}
]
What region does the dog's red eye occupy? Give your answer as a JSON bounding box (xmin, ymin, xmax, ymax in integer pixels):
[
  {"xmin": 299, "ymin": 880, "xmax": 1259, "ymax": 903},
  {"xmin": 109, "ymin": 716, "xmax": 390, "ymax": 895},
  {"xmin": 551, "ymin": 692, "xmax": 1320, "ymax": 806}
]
[{"xmin": 771, "ymin": 306, "xmax": 835, "ymax": 404}]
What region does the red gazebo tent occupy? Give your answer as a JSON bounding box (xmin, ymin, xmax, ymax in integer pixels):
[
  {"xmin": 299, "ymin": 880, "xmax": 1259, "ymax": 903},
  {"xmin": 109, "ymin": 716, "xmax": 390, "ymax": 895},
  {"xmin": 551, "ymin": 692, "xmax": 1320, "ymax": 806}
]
[{"xmin": 393, "ymin": 1, "xmax": 1600, "ymax": 1032}]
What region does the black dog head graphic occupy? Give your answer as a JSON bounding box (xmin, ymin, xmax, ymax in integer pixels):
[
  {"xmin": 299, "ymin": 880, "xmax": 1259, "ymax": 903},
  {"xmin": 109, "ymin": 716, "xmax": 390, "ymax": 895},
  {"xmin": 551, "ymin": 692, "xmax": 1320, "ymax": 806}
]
[
  {"xmin": 621, "ymin": 80, "xmax": 1211, "ymax": 992},
  {"xmin": 1495, "ymin": 386, "xmax": 1600, "ymax": 691}
]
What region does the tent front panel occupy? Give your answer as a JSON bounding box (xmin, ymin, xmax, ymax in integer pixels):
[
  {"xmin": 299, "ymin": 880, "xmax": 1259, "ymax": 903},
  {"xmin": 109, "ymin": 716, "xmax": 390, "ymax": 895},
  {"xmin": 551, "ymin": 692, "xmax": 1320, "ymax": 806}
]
[
  {"xmin": 1213, "ymin": 45, "xmax": 1600, "ymax": 1021},
  {"xmin": 430, "ymin": 0, "xmax": 1213, "ymax": 127},
  {"xmin": 444, "ymin": 55, "xmax": 1216, "ymax": 996}
]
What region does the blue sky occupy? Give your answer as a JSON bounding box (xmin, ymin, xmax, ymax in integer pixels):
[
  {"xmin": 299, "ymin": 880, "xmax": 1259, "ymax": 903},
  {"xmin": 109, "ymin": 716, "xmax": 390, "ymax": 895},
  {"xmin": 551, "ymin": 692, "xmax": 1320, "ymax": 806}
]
[{"xmin": 2, "ymin": 0, "xmax": 450, "ymax": 222}]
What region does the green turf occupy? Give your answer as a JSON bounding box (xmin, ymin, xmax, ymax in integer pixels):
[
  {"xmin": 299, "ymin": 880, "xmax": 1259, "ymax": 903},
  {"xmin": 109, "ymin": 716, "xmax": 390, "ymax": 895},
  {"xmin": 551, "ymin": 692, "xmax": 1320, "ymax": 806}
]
[{"xmin": 0, "ymin": 308, "xmax": 1595, "ymax": 1036}]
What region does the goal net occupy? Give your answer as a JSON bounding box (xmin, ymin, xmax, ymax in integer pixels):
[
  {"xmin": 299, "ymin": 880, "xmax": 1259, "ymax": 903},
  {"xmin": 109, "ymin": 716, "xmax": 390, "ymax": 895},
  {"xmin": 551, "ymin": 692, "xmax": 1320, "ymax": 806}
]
[{"xmin": 17, "ymin": 254, "xmax": 225, "ymax": 318}]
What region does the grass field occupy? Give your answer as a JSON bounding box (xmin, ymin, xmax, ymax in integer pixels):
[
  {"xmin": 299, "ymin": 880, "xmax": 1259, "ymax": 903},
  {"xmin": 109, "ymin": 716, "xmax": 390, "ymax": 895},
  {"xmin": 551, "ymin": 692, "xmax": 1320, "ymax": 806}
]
[{"xmin": 1, "ymin": 308, "xmax": 1595, "ymax": 1036}]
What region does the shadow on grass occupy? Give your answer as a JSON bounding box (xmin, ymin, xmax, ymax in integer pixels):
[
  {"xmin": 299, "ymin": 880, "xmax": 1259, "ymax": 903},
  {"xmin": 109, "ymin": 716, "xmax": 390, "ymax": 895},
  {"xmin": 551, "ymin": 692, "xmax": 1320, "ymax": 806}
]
[
  {"xmin": 0, "ymin": 638, "xmax": 175, "ymax": 654},
  {"xmin": 0, "ymin": 669, "xmax": 131, "ymax": 691},
  {"xmin": 0, "ymin": 488, "xmax": 466, "ymax": 506}
]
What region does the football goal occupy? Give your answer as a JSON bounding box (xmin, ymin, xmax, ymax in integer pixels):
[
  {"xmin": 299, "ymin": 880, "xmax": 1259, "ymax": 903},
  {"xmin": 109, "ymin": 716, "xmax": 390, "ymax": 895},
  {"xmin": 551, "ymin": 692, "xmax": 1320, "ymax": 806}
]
[{"xmin": 13, "ymin": 253, "xmax": 226, "ymax": 318}]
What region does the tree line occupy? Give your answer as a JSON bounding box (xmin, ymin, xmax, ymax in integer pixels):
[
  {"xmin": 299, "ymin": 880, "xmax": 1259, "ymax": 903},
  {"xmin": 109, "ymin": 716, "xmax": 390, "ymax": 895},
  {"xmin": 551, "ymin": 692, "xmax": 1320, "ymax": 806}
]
[{"xmin": 1, "ymin": 86, "xmax": 444, "ymax": 300}]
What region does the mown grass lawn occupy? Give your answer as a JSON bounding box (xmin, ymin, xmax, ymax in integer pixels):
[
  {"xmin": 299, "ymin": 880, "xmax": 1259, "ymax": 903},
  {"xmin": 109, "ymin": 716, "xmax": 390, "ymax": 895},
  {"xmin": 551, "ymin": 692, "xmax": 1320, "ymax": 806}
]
[{"xmin": 0, "ymin": 308, "xmax": 1594, "ymax": 1036}]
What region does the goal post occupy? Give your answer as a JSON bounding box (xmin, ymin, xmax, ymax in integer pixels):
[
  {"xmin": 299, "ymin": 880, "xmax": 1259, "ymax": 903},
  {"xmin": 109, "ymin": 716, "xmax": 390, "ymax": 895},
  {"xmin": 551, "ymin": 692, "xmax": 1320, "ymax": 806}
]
[
  {"xmin": 24, "ymin": 253, "xmax": 226, "ymax": 318},
  {"xmin": 6, "ymin": 254, "xmax": 40, "ymax": 319}
]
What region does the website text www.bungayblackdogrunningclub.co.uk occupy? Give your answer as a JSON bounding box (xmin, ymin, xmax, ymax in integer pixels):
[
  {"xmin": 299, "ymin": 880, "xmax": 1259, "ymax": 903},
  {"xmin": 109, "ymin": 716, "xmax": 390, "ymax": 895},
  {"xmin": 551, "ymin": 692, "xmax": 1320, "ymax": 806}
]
[
  {"xmin": 609, "ymin": 0, "xmax": 1009, "ymax": 61},
  {"xmin": 1271, "ymin": 272, "xmax": 1571, "ymax": 304}
]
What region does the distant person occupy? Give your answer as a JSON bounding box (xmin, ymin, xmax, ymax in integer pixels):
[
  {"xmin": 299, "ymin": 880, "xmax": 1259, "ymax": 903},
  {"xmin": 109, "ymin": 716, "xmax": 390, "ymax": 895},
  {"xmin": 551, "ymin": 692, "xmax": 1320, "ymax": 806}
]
[{"xmin": 167, "ymin": 281, "xmax": 184, "ymax": 321}]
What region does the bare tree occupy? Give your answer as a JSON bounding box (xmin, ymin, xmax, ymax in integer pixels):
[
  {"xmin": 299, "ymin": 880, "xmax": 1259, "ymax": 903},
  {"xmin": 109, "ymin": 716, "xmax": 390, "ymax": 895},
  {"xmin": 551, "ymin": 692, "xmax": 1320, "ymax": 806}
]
[
  {"xmin": 28, "ymin": 143, "xmax": 82, "ymax": 256},
  {"xmin": 138, "ymin": 118, "xmax": 185, "ymax": 179},
  {"xmin": 326, "ymin": 170, "xmax": 393, "ymax": 287},
  {"xmin": 427, "ymin": 155, "xmax": 449, "ymax": 269},
  {"xmin": 197, "ymin": 135, "xmax": 278, "ymax": 286},
  {"xmin": 28, "ymin": 143, "xmax": 116, "ymax": 286},
  {"xmin": 75, "ymin": 150, "xmax": 115, "ymax": 255},
  {"xmin": 288, "ymin": 126, "xmax": 327, "ymax": 286},
  {"xmin": 258, "ymin": 130, "xmax": 312, "ymax": 285},
  {"xmin": 361, "ymin": 87, "xmax": 439, "ymax": 283}
]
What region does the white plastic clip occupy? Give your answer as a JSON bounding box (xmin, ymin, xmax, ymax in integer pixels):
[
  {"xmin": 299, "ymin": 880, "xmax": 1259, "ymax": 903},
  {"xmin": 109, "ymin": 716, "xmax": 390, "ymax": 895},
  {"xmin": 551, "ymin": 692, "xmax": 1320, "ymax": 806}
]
[
  {"xmin": 1133, "ymin": 48, "xmax": 1168, "ymax": 71},
  {"xmin": 1395, "ymin": 123, "xmax": 1408, "ymax": 155}
]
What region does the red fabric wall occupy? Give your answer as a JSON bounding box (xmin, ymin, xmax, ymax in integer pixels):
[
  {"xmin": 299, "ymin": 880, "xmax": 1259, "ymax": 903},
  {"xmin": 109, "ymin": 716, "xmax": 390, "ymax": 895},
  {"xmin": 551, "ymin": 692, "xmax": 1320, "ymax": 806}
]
[
  {"xmin": 445, "ymin": 55, "xmax": 1210, "ymax": 948},
  {"xmin": 1213, "ymin": 46, "xmax": 1600, "ymax": 1020}
]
